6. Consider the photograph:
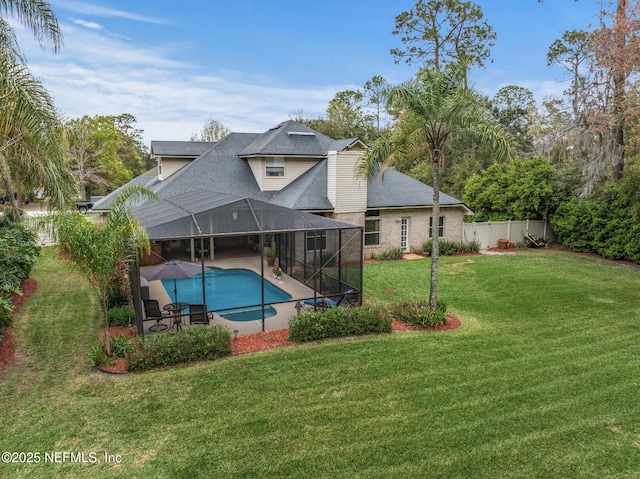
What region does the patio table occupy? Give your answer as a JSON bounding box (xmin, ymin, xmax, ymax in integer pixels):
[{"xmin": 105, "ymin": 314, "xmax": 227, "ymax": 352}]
[{"xmin": 164, "ymin": 302, "xmax": 188, "ymax": 331}]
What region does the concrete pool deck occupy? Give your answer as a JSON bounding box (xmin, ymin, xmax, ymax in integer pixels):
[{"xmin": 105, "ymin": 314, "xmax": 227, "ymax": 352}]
[{"xmin": 141, "ymin": 254, "xmax": 316, "ymax": 336}]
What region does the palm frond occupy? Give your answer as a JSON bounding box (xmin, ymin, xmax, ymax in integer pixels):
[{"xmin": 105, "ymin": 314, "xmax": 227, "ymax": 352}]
[
  {"xmin": 0, "ymin": 56, "xmax": 74, "ymax": 210},
  {"xmin": 0, "ymin": 0, "xmax": 63, "ymax": 51},
  {"xmin": 0, "ymin": 18, "xmax": 25, "ymax": 64},
  {"xmin": 358, "ymin": 134, "xmax": 401, "ymax": 179}
]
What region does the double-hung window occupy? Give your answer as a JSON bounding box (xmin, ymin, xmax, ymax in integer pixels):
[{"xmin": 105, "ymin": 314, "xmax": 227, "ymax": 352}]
[
  {"xmin": 306, "ymin": 231, "xmax": 326, "ymax": 251},
  {"xmin": 265, "ymin": 157, "xmax": 285, "ymax": 177},
  {"xmin": 429, "ymin": 216, "xmax": 445, "ymax": 238},
  {"xmin": 365, "ymin": 210, "xmax": 381, "ymax": 246}
]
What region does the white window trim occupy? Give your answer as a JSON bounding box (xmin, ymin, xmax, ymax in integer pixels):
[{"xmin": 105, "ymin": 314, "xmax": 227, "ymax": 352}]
[
  {"xmin": 364, "ymin": 218, "xmax": 381, "ymax": 247},
  {"xmin": 265, "ymin": 157, "xmax": 285, "ymax": 177},
  {"xmin": 429, "ymin": 216, "xmax": 445, "ymax": 238}
]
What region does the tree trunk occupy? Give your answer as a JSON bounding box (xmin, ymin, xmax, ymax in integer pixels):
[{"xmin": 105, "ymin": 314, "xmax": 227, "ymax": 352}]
[
  {"xmin": 101, "ymin": 294, "xmax": 111, "ymax": 356},
  {"xmin": 612, "ymin": 0, "xmax": 627, "ymax": 181},
  {"xmin": 429, "ymin": 150, "xmax": 441, "ymax": 310}
]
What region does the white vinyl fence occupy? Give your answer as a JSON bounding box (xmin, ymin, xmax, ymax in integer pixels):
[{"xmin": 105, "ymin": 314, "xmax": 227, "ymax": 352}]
[{"xmin": 463, "ymin": 220, "xmax": 555, "ymax": 250}]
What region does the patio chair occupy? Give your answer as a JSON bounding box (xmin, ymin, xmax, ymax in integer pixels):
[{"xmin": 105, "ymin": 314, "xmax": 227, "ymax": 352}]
[
  {"xmin": 188, "ymin": 304, "xmax": 211, "ymax": 326},
  {"xmin": 143, "ymin": 299, "xmax": 169, "ymax": 331},
  {"xmin": 303, "ymin": 289, "xmax": 354, "ymax": 310}
]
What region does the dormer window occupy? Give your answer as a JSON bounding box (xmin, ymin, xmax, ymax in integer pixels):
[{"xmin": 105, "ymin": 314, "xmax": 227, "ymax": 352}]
[{"xmin": 266, "ymin": 157, "xmax": 285, "ymax": 177}]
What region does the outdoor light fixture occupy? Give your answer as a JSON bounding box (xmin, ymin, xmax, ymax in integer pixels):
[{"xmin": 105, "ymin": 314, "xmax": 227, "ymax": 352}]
[{"xmin": 232, "ymin": 211, "xmax": 238, "ymax": 221}]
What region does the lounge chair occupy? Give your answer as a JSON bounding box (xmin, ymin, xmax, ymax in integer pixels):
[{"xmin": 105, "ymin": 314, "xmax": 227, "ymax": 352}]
[
  {"xmin": 188, "ymin": 304, "xmax": 211, "ymax": 326},
  {"xmin": 143, "ymin": 299, "xmax": 169, "ymax": 331},
  {"xmin": 303, "ymin": 289, "xmax": 354, "ymax": 310}
]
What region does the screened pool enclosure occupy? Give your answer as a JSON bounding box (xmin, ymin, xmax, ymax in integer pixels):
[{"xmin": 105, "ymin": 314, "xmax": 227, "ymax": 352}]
[{"xmin": 128, "ymin": 190, "xmax": 363, "ymax": 334}]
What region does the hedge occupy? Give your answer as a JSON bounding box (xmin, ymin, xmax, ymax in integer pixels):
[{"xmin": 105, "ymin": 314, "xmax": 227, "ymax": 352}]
[
  {"xmin": 126, "ymin": 325, "xmax": 232, "ymax": 372},
  {"xmin": 551, "ymin": 178, "xmax": 640, "ymax": 264},
  {"xmin": 288, "ymin": 305, "xmax": 391, "ymax": 343}
]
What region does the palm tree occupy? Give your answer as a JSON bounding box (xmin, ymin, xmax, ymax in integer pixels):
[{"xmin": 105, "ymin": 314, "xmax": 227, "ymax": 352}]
[
  {"xmin": 359, "ymin": 62, "xmax": 511, "ymax": 310},
  {"xmin": 0, "ymin": 57, "xmax": 76, "ymax": 217},
  {"xmin": 0, "ymin": 1, "xmax": 71, "ymax": 219},
  {"xmin": 45, "ymin": 185, "xmax": 158, "ymax": 356}
]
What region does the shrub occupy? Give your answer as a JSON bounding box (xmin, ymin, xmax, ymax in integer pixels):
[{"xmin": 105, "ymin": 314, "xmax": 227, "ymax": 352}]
[
  {"xmin": 89, "ymin": 343, "xmax": 110, "ymax": 367},
  {"xmin": 0, "ymin": 295, "xmax": 14, "ymax": 328},
  {"xmin": 370, "ymin": 247, "xmax": 404, "ymax": 261},
  {"xmin": 288, "ymin": 305, "xmax": 391, "ymax": 343},
  {"xmin": 110, "ymin": 334, "xmax": 135, "ymax": 358},
  {"xmin": 108, "ymin": 306, "xmax": 135, "ymax": 326},
  {"xmin": 126, "ymin": 325, "xmax": 232, "ymax": 372},
  {"xmin": 0, "ymin": 219, "xmax": 40, "ymax": 328},
  {"xmin": 387, "ymin": 300, "xmax": 448, "ymax": 328},
  {"xmin": 422, "ymin": 239, "xmax": 480, "ymax": 256},
  {"xmin": 550, "ymin": 168, "xmax": 640, "ymax": 264},
  {"xmin": 107, "ymin": 285, "xmax": 129, "ymax": 309}
]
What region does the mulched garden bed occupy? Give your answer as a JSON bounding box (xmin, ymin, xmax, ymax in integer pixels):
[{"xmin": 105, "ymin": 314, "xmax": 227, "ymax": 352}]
[
  {"xmin": 393, "ymin": 314, "xmax": 461, "ymax": 332},
  {"xmin": 97, "ymin": 315, "xmax": 462, "ymax": 374}
]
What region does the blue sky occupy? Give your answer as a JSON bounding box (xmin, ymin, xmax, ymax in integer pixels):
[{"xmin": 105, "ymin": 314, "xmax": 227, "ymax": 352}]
[{"xmin": 13, "ymin": 0, "xmax": 603, "ymax": 146}]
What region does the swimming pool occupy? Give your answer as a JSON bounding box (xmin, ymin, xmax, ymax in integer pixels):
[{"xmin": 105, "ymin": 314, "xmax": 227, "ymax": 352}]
[{"xmin": 161, "ymin": 268, "xmax": 292, "ymax": 321}]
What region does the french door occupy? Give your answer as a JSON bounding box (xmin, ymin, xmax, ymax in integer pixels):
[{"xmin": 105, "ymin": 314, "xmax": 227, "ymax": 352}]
[{"xmin": 400, "ymin": 218, "xmax": 410, "ymax": 252}]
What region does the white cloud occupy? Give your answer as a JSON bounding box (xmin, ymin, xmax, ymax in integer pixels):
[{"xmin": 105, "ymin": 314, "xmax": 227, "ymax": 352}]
[
  {"xmin": 53, "ymin": 0, "xmax": 169, "ymax": 25},
  {"xmin": 71, "ymin": 18, "xmax": 103, "ymax": 30},
  {"xmin": 36, "ymin": 59, "xmax": 342, "ymax": 144},
  {"xmin": 13, "ymin": 6, "xmax": 353, "ymax": 146}
]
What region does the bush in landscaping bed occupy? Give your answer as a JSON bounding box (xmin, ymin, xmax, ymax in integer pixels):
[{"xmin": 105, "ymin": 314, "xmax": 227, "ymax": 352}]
[
  {"xmin": 107, "ymin": 306, "xmax": 135, "ymax": 326},
  {"xmin": 111, "ymin": 334, "xmax": 135, "ymax": 358},
  {"xmin": 387, "ymin": 300, "xmax": 448, "ymax": 327},
  {"xmin": 369, "ymin": 247, "xmax": 404, "ymax": 261},
  {"xmin": 422, "ymin": 239, "xmax": 480, "ymax": 256},
  {"xmin": 288, "ymin": 305, "xmax": 391, "ymax": 343},
  {"xmin": 0, "ymin": 296, "xmax": 14, "ymax": 329},
  {"xmin": 89, "ymin": 343, "xmax": 110, "ymax": 367},
  {"xmin": 88, "ymin": 335, "xmax": 135, "ymax": 367},
  {"xmin": 126, "ymin": 325, "xmax": 232, "ymax": 372},
  {"xmin": 0, "ymin": 217, "xmax": 40, "ymax": 327}
]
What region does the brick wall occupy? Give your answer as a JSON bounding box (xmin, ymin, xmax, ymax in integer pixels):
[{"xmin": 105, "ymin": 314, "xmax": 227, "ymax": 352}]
[{"xmin": 363, "ymin": 207, "xmax": 467, "ymax": 258}]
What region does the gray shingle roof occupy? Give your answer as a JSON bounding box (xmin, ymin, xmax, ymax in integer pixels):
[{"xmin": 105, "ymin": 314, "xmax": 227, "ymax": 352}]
[
  {"xmin": 96, "ymin": 121, "xmax": 467, "ymax": 214},
  {"xmin": 153, "ymin": 133, "xmax": 272, "ymax": 202},
  {"xmin": 270, "ymin": 159, "xmax": 467, "ymax": 211},
  {"xmin": 150, "ymin": 141, "xmax": 214, "ymax": 157},
  {"xmin": 328, "ymin": 138, "xmax": 363, "ymax": 151},
  {"xmin": 238, "ymin": 120, "xmax": 336, "ymax": 157},
  {"xmin": 91, "ymin": 168, "xmax": 160, "ymax": 211},
  {"xmin": 367, "ymin": 168, "xmax": 466, "ymax": 208},
  {"xmin": 270, "ymin": 161, "xmax": 333, "ymax": 210}
]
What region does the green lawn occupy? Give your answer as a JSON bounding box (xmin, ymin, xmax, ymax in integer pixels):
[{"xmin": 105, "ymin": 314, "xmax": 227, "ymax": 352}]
[{"xmin": 1, "ymin": 248, "xmax": 639, "ymax": 478}]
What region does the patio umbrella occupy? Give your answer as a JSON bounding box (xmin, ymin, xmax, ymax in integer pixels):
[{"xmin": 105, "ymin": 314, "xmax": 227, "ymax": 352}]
[{"xmin": 141, "ymin": 259, "xmax": 204, "ymax": 304}]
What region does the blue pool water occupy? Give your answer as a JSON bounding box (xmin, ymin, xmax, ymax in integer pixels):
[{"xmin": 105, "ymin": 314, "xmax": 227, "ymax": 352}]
[{"xmin": 161, "ymin": 268, "xmax": 291, "ymax": 321}]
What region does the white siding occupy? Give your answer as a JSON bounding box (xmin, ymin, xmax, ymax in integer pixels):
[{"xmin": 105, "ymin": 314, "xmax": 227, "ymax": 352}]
[
  {"xmin": 159, "ymin": 157, "xmax": 193, "ymax": 180},
  {"xmin": 247, "ymin": 157, "xmax": 320, "ymax": 191},
  {"xmin": 328, "ymin": 149, "xmax": 367, "ymax": 214},
  {"xmin": 247, "ymin": 158, "xmax": 264, "ymax": 190}
]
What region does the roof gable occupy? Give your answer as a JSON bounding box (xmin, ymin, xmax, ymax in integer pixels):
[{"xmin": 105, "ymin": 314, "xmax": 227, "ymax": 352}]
[
  {"xmin": 153, "ymin": 133, "xmax": 270, "ymax": 201},
  {"xmin": 269, "ymin": 160, "xmax": 333, "ymax": 210}
]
